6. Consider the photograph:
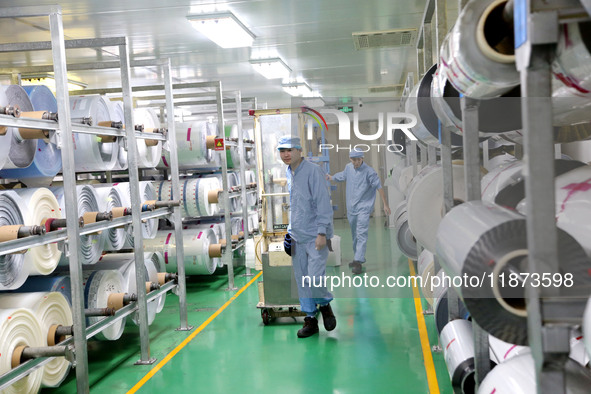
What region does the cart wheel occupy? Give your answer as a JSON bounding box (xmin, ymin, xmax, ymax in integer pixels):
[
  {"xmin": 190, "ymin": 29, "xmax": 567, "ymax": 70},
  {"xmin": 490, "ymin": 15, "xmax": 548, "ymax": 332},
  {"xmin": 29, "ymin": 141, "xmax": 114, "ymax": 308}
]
[{"xmin": 261, "ymin": 309, "xmax": 271, "ymax": 325}]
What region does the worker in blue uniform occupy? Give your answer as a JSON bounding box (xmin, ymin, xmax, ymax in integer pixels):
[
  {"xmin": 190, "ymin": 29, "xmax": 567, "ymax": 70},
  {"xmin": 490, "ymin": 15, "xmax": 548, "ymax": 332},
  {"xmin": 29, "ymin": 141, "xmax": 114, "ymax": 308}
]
[
  {"xmin": 327, "ymin": 149, "xmax": 391, "ymax": 274},
  {"xmin": 278, "ymin": 136, "xmax": 337, "ymax": 338}
]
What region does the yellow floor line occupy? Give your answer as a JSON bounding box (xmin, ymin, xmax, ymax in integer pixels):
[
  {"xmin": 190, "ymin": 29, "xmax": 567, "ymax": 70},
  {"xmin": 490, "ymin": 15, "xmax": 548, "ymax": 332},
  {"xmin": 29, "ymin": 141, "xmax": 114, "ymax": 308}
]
[
  {"xmin": 127, "ymin": 271, "xmax": 263, "ymax": 394},
  {"xmin": 408, "ymin": 259, "xmax": 440, "ymax": 394}
]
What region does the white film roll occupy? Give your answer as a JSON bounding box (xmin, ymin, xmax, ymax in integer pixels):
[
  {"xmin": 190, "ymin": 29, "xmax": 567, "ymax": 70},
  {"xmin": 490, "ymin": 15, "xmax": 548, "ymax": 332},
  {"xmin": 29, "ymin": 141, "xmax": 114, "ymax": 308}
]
[
  {"xmin": 440, "ymin": 319, "xmax": 476, "ymax": 394},
  {"xmin": 244, "ymin": 170, "xmax": 258, "ymax": 207},
  {"xmin": 417, "ymin": 249, "xmax": 435, "ymax": 305},
  {"xmin": 114, "ymin": 181, "xmax": 158, "ymax": 246},
  {"xmin": 0, "ymin": 85, "xmax": 61, "ymax": 186},
  {"xmin": 478, "ymin": 353, "xmax": 591, "ymax": 394},
  {"xmin": 69, "ymin": 95, "xmax": 118, "ymax": 172},
  {"xmin": 0, "ymin": 292, "xmax": 73, "ymax": 387},
  {"xmin": 0, "ymin": 308, "xmax": 44, "ymax": 394},
  {"xmin": 96, "ymin": 253, "xmax": 158, "ymax": 326},
  {"xmin": 517, "ymin": 165, "xmax": 591, "ymax": 258},
  {"xmin": 15, "ymin": 276, "xmax": 72, "ymax": 306},
  {"xmin": 394, "ymin": 202, "xmax": 417, "ymax": 260},
  {"xmin": 407, "ymin": 164, "xmax": 467, "ymax": 252},
  {"xmin": 0, "ymin": 85, "xmax": 36, "ymax": 169},
  {"xmin": 145, "ymin": 251, "xmax": 166, "ymax": 314},
  {"xmin": 585, "ymin": 297, "xmax": 591, "ymax": 361},
  {"xmin": 440, "ymin": 0, "xmax": 518, "ymax": 98},
  {"xmin": 155, "ymin": 177, "xmax": 221, "ymax": 218},
  {"xmin": 488, "ymin": 335, "xmax": 529, "ymax": 365},
  {"xmin": 108, "ymin": 100, "xmax": 127, "ymax": 170},
  {"xmin": 436, "ymin": 201, "xmax": 591, "ymax": 345},
  {"xmin": 53, "ymin": 185, "xmax": 103, "ymax": 265},
  {"xmin": 143, "ymin": 229, "xmax": 217, "ymax": 275},
  {"xmin": 405, "ymin": 84, "xmax": 440, "ymax": 147},
  {"xmin": 480, "ymin": 158, "xmax": 523, "ymax": 204},
  {"xmin": 83, "ymin": 269, "xmax": 125, "ymax": 341},
  {"xmin": 9, "ymin": 187, "xmax": 62, "ymax": 275},
  {"xmin": 134, "ymin": 108, "xmax": 163, "ymax": 168},
  {"xmin": 569, "ymin": 330, "xmax": 590, "ymax": 367},
  {"xmin": 92, "ymin": 185, "xmax": 126, "ymax": 251},
  {"xmin": 160, "ymin": 121, "xmax": 220, "ymax": 169},
  {"xmin": 245, "ymin": 238, "xmax": 256, "ymax": 269},
  {"xmin": 0, "ymin": 192, "xmax": 28, "ymax": 289}
]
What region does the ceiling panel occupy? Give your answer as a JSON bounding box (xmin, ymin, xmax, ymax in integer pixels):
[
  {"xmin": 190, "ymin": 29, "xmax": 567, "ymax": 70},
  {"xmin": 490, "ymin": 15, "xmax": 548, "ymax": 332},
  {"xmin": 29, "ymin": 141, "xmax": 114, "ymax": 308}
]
[{"xmin": 0, "ymin": 0, "xmax": 444, "ymax": 107}]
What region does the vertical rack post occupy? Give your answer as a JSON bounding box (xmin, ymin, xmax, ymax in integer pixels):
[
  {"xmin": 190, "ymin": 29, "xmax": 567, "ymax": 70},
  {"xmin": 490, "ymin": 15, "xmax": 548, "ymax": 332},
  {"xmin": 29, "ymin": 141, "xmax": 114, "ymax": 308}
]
[
  {"xmin": 163, "ymin": 62, "xmax": 191, "ymax": 331},
  {"xmin": 48, "ymin": 7, "xmax": 90, "ymax": 393},
  {"xmin": 216, "ymin": 82, "xmax": 236, "ymax": 291},
  {"xmin": 461, "ymin": 96, "xmax": 490, "ymax": 385},
  {"xmin": 119, "ymin": 38, "xmax": 154, "ymax": 365},
  {"xmin": 236, "ymin": 92, "xmax": 251, "ymax": 276}
]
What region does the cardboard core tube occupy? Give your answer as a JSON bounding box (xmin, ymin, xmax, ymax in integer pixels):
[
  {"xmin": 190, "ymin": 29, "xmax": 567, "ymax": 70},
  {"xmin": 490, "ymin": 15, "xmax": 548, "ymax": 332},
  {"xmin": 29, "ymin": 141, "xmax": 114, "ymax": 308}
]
[
  {"xmin": 18, "ymin": 111, "xmax": 50, "ymax": 139},
  {"xmin": 206, "ymin": 135, "xmax": 216, "ymax": 149},
  {"xmin": 98, "ymin": 135, "xmax": 117, "ymax": 143},
  {"xmin": 82, "ymin": 212, "xmax": 99, "ymax": 225},
  {"xmin": 208, "ymin": 189, "xmax": 220, "ymax": 204},
  {"xmin": 145, "ymin": 282, "xmax": 152, "ymax": 293},
  {"xmin": 11, "ymin": 345, "xmax": 26, "ymax": 368},
  {"xmin": 143, "ymin": 128, "xmax": 159, "ymax": 146},
  {"xmin": 231, "ymin": 235, "xmax": 240, "ymax": 241},
  {"xmin": 157, "ymin": 272, "xmax": 167, "ymax": 285},
  {"xmin": 111, "ymin": 207, "xmax": 126, "ymax": 218},
  {"xmin": 209, "ymin": 244, "xmax": 223, "ymax": 258},
  {"xmin": 144, "ymin": 200, "xmax": 156, "ymax": 206},
  {"xmin": 47, "ymin": 324, "xmax": 64, "ymax": 347},
  {"xmin": 0, "ymin": 225, "xmax": 21, "ymax": 242},
  {"xmin": 107, "ymin": 293, "xmax": 126, "ymax": 310}
]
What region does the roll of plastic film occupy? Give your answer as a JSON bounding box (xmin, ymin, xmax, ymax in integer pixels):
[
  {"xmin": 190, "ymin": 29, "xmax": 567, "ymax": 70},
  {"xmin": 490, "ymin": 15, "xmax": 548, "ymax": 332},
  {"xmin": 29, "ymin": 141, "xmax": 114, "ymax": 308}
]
[
  {"xmin": 227, "ymin": 172, "xmax": 242, "ymax": 212},
  {"xmin": 53, "ymin": 185, "xmax": 103, "ymax": 265},
  {"xmin": 92, "ymin": 185, "xmax": 126, "ymax": 251},
  {"xmin": 0, "ymin": 308, "xmax": 44, "ymax": 393},
  {"xmin": 0, "ymin": 292, "xmax": 72, "ymax": 387},
  {"xmin": 0, "ymin": 192, "xmax": 28, "ymax": 289},
  {"xmin": 395, "ymin": 208, "xmax": 417, "ymax": 260},
  {"xmin": 134, "ymin": 108, "xmax": 162, "ymax": 168},
  {"xmin": 585, "ymin": 297, "xmax": 591, "ymax": 360},
  {"xmin": 480, "ymin": 158, "xmax": 523, "ymax": 204},
  {"xmin": 14, "ymin": 275, "xmax": 72, "ymax": 306},
  {"xmin": 517, "ymin": 165, "xmax": 591, "ymax": 257},
  {"xmin": 326, "ymin": 234, "xmax": 342, "ymax": 267},
  {"xmin": 160, "ymin": 121, "xmax": 219, "ymax": 169},
  {"xmin": 155, "ymin": 177, "xmax": 221, "ymax": 218},
  {"xmin": 406, "ymin": 164, "xmax": 467, "ymax": 253},
  {"xmin": 143, "ymin": 229, "xmax": 217, "ymax": 275},
  {"xmin": 114, "ymin": 181, "xmax": 158, "ymax": 246},
  {"xmin": 436, "ymin": 201, "xmax": 591, "ymax": 345},
  {"xmin": 145, "ymin": 251, "xmax": 166, "ymax": 314},
  {"xmin": 478, "ymin": 353, "xmax": 591, "ymax": 393},
  {"xmin": 69, "ymin": 95, "xmax": 118, "ymax": 172},
  {"xmin": 248, "ymin": 211, "xmax": 260, "ymax": 233},
  {"xmin": 244, "ymin": 170, "xmax": 258, "ymax": 206},
  {"xmin": 96, "ymin": 253, "xmax": 157, "ymax": 325},
  {"xmin": 0, "ymin": 85, "xmax": 61, "ymax": 185},
  {"xmin": 552, "ymin": 22, "xmax": 591, "ymax": 126},
  {"xmin": 0, "ymin": 85, "xmax": 36, "ymax": 169},
  {"xmin": 569, "ymin": 329, "xmax": 590, "ymax": 367},
  {"xmin": 8, "ymin": 187, "xmax": 62, "ymax": 275},
  {"xmin": 440, "ymin": 0, "xmax": 518, "ymax": 98},
  {"xmin": 244, "ymin": 238, "xmax": 256, "ymax": 269},
  {"xmin": 108, "ymin": 100, "xmax": 127, "ymax": 170},
  {"xmin": 404, "ymin": 84, "xmax": 440, "ymax": 146},
  {"xmin": 417, "ymin": 249, "xmax": 435, "ymax": 305},
  {"xmin": 440, "ymin": 319, "xmax": 476, "ymax": 394},
  {"xmin": 488, "ymin": 334, "xmax": 529, "ymax": 365},
  {"xmin": 83, "ymin": 269, "xmax": 125, "ymax": 341}
]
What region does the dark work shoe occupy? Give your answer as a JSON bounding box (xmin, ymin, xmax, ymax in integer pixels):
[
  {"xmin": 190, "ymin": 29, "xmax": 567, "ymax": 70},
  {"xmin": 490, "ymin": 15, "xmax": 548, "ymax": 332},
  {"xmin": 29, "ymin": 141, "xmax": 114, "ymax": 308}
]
[
  {"xmin": 297, "ymin": 317, "xmax": 319, "ymax": 338},
  {"xmin": 350, "ymin": 261, "xmax": 362, "ymax": 275},
  {"xmin": 319, "ymin": 304, "xmax": 336, "ymax": 331}
]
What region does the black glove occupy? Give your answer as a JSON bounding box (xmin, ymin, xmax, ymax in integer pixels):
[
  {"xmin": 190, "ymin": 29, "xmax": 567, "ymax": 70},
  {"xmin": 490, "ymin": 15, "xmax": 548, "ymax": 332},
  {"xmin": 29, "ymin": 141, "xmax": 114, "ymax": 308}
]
[{"xmin": 284, "ymin": 233, "xmax": 292, "ymax": 256}]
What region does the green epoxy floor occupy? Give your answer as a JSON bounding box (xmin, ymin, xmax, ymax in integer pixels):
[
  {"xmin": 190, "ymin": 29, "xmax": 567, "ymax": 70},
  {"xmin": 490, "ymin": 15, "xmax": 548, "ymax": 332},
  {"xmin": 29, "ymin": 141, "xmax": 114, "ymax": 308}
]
[{"xmin": 46, "ymin": 219, "xmax": 453, "ymax": 393}]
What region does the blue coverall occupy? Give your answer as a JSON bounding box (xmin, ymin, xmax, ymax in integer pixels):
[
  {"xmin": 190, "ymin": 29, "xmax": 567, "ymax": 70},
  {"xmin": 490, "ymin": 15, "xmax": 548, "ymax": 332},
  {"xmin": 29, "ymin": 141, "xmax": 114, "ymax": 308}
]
[
  {"xmin": 287, "ymin": 159, "xmax": 334, "ymax": 316},
  {"xmin": 332, "ymin": 162, "xmax": 382, "ymax": 264}
]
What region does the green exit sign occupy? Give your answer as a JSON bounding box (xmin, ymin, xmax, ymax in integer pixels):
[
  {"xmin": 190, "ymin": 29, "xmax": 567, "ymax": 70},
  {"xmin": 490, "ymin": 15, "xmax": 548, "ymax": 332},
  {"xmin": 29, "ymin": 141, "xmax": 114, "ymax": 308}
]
[{"xmin": 338, "ymin": 106, "xmax": 354, "ymax": 113}]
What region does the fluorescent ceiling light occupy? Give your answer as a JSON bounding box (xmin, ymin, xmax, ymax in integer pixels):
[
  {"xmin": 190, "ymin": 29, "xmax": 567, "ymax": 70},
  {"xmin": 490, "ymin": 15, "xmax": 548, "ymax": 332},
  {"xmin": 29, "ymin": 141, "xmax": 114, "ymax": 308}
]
[
  {"xmin": 250, "ymin": 58, "xmax": 291, "ymax": 79},
  {"xmin": 187, "ymin": 12, "xmax": 255, "ymax": 48},
  {"xmin": 282, "ymin": 82, "xmax": 313, "ymax": 97},
  {"xmin": 21, "ymin": 74, "xmax": 87, "ymax": 92}
]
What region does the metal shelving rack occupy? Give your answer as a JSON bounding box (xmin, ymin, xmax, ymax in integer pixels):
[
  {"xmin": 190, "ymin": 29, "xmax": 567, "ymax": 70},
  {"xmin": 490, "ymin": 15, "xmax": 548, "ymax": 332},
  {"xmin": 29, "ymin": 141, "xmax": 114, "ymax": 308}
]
[
  {"xmin": 123, "ymin": 82, "xmax": 257, "ymax": 289},
  {"xmin": 0, "ymin": 6, "xmax": 188, "ymax": 393}
]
